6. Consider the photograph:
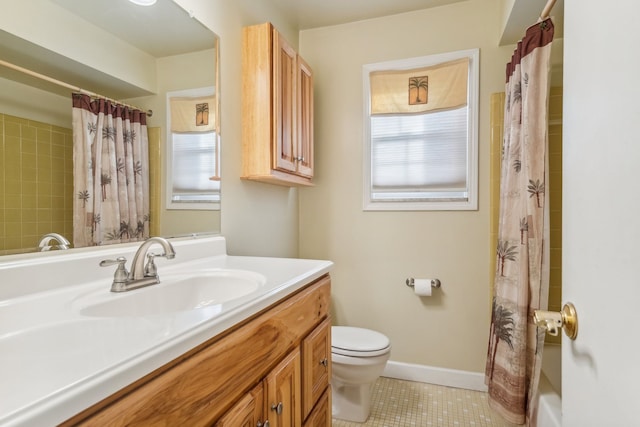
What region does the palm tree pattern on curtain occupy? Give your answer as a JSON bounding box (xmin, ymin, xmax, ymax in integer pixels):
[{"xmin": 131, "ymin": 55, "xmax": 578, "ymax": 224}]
[
  {"xmin": 408, "ymin": 76, "xmax": 428, "ymax": 105},
  {"xmin": 72, "ymin": 93, "xmax": 150, "ymax": 247},
  {"xmin": 485, "ymin": 19, "xmax": 554, "ymax": 426}
]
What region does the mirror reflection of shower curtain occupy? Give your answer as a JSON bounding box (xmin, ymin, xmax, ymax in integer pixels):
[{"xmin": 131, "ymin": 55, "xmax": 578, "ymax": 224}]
[
  {"xmin": 72, "ymin": 93, "xmax": 150, "ymax": 247},
  {"xmin": 484, "ymin": 18, "xmax": 554, "ymax": 426}
]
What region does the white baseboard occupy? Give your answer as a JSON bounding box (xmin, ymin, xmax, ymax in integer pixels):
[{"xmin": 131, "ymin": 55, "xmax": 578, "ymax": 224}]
[{"xmin": 382, "ymin": 360, "xmax": 488, "ymax": 392}]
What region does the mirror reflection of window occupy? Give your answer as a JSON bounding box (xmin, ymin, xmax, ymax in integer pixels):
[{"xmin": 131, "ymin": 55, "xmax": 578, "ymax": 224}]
[{"xmin": 166, "ymin": 87, "xmax": 220, "ymax": 210}]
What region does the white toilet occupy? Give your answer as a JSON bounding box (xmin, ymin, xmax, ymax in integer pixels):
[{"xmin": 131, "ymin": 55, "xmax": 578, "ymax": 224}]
[{"xmin": 331, "ymin": 326, "xmax": 391, "ymax": 422}]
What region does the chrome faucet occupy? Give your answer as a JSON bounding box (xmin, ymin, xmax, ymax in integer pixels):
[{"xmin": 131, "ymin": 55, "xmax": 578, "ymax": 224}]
[
  {"xmin": 38, "ymin": 233, "xmax": 70, "ymax": 251},
  {"xmin": 100, "ymin": 237, "xmax": 176, "ymax": 292}
]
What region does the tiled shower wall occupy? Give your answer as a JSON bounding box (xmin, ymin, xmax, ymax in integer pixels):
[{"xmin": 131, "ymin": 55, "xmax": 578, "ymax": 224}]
[
  {"xmin": 0, "ymin": 113, "xmax": 73, "ymax": 255},
  {"xmin": 490, "ymin": 88, "xmax": 563, "ymax": 344}
]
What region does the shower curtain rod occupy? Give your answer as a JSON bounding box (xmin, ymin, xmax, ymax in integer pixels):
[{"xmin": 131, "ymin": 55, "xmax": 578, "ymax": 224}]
[
  {"xmin": 0, "ymin": 58, "xmax": 153, "ymax": 117},
  {"xmin": 539, "ymin": 0, "xmax": 557, "ymax": 20}
]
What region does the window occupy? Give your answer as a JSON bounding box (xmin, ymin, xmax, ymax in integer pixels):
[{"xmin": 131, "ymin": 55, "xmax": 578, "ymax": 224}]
[
  {"xmin": 166, "ymin": 87, "xmax": 220, "ymax": 210},
  {"xmin": 170, "ymin": 131, "xmax": 219, "ymax": 203},
  {"xmin": 363, "ymin": 49, "xmax": 479, "ymax": 211}
]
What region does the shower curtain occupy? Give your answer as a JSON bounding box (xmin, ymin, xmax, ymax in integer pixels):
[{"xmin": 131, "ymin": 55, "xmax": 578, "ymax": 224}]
[
  {"xmin": 485, "ymin": 18, "xmax": 554, "ymax": 425},
  {"xmin": 72, "ymin": 93, "xmax": 150, "ymax": 247}
]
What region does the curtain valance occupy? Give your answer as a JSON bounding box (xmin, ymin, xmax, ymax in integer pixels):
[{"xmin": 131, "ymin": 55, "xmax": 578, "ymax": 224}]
[
  {"xmin": 369, "ymin": 57, "xmax": 468, "ymax": 115},
  {"xmin": 72, "ymin": 93, "xmax": 147, "ymax": 124},
  {"xmin": 170, "ymin": 96, "xmax": 216, "ymax": 132}
]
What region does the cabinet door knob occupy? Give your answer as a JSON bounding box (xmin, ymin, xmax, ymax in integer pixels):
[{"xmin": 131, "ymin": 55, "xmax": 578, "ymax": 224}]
[
  {"xmin": 271, "ymin": 402, "xmax": 283, "ymax": 415},
  {"xmin": 257, "ymin": 421, "xmax": 270, "ymax": 427},
  {"xmin": 320, "ymin": 358, "xmax": 328, "ymax": 367}
]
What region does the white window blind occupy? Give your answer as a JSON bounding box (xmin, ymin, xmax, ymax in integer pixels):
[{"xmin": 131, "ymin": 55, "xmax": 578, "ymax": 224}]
[
  {"xmin": 171, "ymin": 131, "xmax": 220, "ymax": 203},
  {"xmin": 370, "ymin": 107, "xmax": 468, "ymax": 202},
  {"xmin": 363, "ymin": 49, "xmax": 478, "ymax": 211}
]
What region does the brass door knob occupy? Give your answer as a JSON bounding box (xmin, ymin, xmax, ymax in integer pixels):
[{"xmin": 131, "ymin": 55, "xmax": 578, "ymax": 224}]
[{"xmin": 533, "ymin": 302, "xmax": 578, "ymax": 340}]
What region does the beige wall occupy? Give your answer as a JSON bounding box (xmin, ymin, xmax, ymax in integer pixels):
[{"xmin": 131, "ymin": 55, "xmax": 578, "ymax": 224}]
[
  {"xmin": 0, "ymin": 78, "xmax": 70, "ymax": 128},
  {"xmin": 174, "ymin": 0, "xmax": 302, "ymax": 257},
  {"xmin": 298, "ymin": 0, "xmax": 513, "ymax": 372}
]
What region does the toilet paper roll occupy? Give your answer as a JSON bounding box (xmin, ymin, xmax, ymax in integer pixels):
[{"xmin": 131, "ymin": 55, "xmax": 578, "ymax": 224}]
[{"xmin": 413, "ymin": 279, "xmax": 432, "ymax": 297}]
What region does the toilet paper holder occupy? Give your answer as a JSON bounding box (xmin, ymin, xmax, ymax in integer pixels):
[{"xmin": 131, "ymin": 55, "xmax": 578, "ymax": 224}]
[{"xmin": 406, "ymin": 278, "xmax": 441, "ymax": 289}]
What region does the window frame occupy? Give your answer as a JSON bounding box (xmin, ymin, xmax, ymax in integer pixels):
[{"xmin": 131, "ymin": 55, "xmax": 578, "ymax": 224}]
[
  {"xmin": 165, "ymin": 86, "xmax": 220, "ymax": 211},
  {"xmin": 362, "ymin": 48, "xmax": 479, "ymax": 211}
]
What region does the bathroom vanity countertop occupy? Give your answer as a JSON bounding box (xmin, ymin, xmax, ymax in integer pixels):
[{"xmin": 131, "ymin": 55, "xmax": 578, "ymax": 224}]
[{"xmin": 0, "ymin": 237, "xmax": 332, "ymax": 426}]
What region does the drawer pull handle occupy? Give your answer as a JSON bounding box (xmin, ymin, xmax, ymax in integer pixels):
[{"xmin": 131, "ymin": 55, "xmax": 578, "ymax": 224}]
[
  {"xmin": 271, "ymin": 402, "xmax": 283, "ymax": 415},
  {"xmin": 320, "ymin": 358, "xmax": 328, "ymax": 367}
]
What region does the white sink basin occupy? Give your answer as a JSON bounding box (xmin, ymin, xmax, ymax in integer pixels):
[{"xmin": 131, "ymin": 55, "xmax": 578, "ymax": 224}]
[{"xmin": 77, "ymin": 270, "xmax": 266, "ymax": 317}]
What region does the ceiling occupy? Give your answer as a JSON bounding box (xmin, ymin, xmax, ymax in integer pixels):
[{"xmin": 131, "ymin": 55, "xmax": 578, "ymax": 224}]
[
  {"xmin": 43, "ymin": 0, "xmax": 563, "ymax": 57},
  {"xmin": 0, "ymin": 0, "xmax": 563, "ymax": 100},
  {"xmin": 49, "ymin": 0, "xmax": 216, "ymax": 58},
  {"xmin": 270, "ymin": 0, "xmax": 467, "ymax": 30},
  {"xmin": 500, "ymin": 0, "xmax": 564, "ymax": 45},
  {"xmin": 48, "ymin": 0, "xmax": 469, "ymax": 58}
]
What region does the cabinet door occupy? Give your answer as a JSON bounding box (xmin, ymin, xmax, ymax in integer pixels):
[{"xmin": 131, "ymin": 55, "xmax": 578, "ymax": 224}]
[
  {"xmin": 303, "ymin": 389, "xmax": 331, "ymax": 427},
  {"xmin": 297, "ymin": 56, "xmax": 314, "ymax": 178},
  {"xmin": 302, "ymin": 318, "xmax": 331, "ymax": 419},
  {"xmin": 215, "ymin": 383, "xmax": 265, "ymax": 427},
  {"xmin": 265, "ymin": 348, "xmax": 301, "ymax": 427},
  {"xmin": 273, "ymin": 28, "xmax": 298, "ymax": 175}
]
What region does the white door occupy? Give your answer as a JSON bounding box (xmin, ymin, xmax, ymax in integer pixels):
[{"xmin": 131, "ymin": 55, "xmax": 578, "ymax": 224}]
[{"xmin": 562, "ymin": 0, "xmax": 640, "ymax": 425}]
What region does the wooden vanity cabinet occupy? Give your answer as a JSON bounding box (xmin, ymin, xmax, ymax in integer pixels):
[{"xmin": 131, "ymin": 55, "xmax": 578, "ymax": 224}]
[
  {"xmin": 217, "ymin": 320, "xmax": 331, "ymax": 427},
  {"xmin": 264, "ymin": 348, "xmax": 302, "ymax": 427},
  {"xmin": 214, "ymin": 383, "xmax": 264, "ymax": 427},
  {"xmin": 216, "ymin": 350, "xmax": 302, "ymax": 427},
  {"xmin": 303, "ymin": 389, "xmax": 331, "ymax": 427},
  {"xmin": 63, "ymin": 275, "xmax": 331, "ymax": 427},
  {"xmin": 241, "ymin": 22, "xmax": 314, "ymax": 186},
  {"xmin": 302, "ymin": 318, "xmax": 331, "ymax": 419}
]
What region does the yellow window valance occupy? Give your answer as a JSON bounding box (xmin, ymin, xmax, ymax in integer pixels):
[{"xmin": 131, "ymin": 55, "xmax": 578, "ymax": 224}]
[
  {"xmin": 170, "ymin": 95, "xmax": 216, "ymax": 132},
  {"xmin": 370, "ymin": 57, "xmax": 468, "ymax": 115}
]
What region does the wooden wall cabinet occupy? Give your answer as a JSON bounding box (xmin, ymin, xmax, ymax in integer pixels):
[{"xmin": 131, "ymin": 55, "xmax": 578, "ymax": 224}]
[
  {"xmin": 63, "ymin": 276, "xmax": 331, "ymax": 427},
  {"xmin": 242, "ymin": 22, "xmax": 314, "ymax": 186}
]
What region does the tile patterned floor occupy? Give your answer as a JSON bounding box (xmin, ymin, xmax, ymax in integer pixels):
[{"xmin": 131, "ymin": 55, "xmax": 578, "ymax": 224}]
[{"xmin": 332, "ymin": 377, "xmax": 519, "ymax": 426}]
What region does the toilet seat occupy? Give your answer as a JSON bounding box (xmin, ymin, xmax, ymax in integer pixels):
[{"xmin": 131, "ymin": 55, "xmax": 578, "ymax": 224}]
[{"xmin": 332, "ymin": 326, "xmax": 390, "ymax": 357}]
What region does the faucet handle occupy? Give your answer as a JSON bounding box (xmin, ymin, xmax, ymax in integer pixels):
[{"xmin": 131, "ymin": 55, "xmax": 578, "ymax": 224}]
[
  {"xmin": 144, "ymin": 252, "xmax": 160, "ymax": 277},
  {"xmin": 100, "ymin": 257, "xmax": 128, "ymax": 284}
]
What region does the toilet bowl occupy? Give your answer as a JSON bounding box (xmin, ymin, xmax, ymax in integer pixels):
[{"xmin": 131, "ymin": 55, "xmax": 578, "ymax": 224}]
[{"xmin": 331, "ymin": 326, "xmax": 391, "ymax": 422}]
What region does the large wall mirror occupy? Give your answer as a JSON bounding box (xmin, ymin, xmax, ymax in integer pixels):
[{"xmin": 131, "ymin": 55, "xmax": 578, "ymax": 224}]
[{"xmin": 0, "ymin": 0, "xmax": 220, "ymax": 255}]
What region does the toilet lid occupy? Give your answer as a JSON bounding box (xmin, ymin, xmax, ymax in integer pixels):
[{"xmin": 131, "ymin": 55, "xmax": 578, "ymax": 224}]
[{"xmin": 332, "ymin": 326, "xmax": 391, "ymax": 357}]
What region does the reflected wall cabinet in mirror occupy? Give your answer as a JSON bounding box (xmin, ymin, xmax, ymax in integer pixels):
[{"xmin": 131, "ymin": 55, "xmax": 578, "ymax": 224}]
[
  {"xmin": 241, "ymin": 22, "xmax": 314, "ymax": 187},
  {"xmin": 0, "ymin": 0, "xmax": 220, "ymax": 255}
]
